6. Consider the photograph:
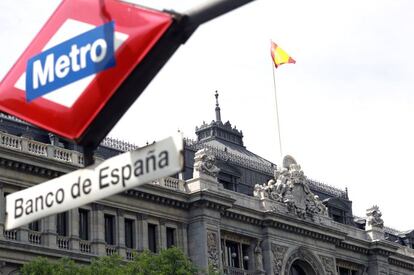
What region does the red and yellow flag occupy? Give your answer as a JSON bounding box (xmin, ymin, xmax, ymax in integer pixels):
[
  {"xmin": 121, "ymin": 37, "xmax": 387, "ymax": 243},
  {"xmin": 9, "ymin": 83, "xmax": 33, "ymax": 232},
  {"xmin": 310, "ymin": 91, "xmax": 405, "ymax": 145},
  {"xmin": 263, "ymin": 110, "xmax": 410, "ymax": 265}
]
[{"xmin": 270, "ymin": 41, "xmax": 296, "ymax": 68}]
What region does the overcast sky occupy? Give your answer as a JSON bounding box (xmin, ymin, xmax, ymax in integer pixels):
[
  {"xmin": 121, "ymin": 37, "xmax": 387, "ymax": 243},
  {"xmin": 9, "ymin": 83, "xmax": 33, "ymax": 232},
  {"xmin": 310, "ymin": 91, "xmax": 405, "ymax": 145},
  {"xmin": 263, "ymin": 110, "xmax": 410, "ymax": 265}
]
[{"xmin": 1, "ymin": 0, "xmax": 413, "ymax": 230}]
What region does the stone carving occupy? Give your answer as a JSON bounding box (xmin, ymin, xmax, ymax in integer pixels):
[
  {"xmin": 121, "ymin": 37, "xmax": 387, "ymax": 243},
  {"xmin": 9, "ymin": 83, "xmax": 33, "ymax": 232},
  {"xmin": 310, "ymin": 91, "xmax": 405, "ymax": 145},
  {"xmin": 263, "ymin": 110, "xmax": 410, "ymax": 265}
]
[
  {"xmin": 194, "ymin": 148, "xmax": 220, "ymax": 178},
  {"xmin": 271, "ymin": 243, "xmax": 288, "ymax": 275},
  {"xmin": 254, "ymin": 240, "xmax": 264, "ymax": 271},
  {"xmin": 207, "ymin": 231, "xmax": 219, "ymax": 271},
  {"xmin": 284, "ymin": 247, "xmax": 324, "ymax": 275},
  {"xmin": 366, "ymin": 205, "xmax": 384, "ymax": 229},
  {"xmin": 320, "ymin": 255, "xmax": 336, "ymax": 275},
  {"xmin": 254, "ymin": 155, "xmax": 328, "ymax": 220}
]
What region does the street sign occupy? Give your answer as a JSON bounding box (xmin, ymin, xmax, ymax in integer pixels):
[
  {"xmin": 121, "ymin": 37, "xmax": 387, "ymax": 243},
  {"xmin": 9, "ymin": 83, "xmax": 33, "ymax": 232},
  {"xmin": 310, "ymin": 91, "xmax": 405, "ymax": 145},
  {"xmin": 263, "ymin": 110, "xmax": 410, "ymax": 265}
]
[
  {"xmin": 0, "ymin": 0, "xmax": 258, "ymax": 149},
  {"xmin": 0, "ymin": 0, "xmax": 172, "ymax": 146},
  {"xmin": 5, "ymin": 135, "xmax": 183, "ymax": 230}
]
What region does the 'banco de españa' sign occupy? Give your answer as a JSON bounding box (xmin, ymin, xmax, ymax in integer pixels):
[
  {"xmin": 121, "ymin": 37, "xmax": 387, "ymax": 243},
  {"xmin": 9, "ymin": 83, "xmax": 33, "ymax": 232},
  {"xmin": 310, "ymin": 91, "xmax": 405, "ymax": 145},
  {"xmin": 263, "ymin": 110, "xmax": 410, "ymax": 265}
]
[{"xmin": 5, "ymin": 135, "xmax": 183, "ymax": 230}]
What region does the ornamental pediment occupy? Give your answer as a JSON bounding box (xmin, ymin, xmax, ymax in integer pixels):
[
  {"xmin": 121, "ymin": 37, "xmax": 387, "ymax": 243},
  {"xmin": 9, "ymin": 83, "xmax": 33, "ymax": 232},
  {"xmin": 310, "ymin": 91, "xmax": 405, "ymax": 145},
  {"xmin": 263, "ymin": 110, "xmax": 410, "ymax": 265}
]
[{"xmin": 254, "ymin": 155, "xmax": 328, "ymax": 221}]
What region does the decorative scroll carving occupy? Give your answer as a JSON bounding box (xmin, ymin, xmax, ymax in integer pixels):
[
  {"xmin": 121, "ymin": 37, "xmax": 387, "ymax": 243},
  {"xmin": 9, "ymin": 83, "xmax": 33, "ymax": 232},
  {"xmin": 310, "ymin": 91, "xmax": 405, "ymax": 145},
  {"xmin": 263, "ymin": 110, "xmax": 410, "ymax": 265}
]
[
  {"xmin": 254, "ymin": 155, "xmax": 328, "ymax": 220},
  {"xmin": 194, "ymin": 148, "xmax": 220, "ymax": 178},
  {"xmin": 320, "ymin": 255, "xmax": 336, "ymax": 275},
  {"xmin": 254, "ymin": 240, "xmax": 264, "ymax": 272},
  {"xmin": 271, "ymin": 243, "xmax": 288, "ymax": 275},
  {"xmin": 366, "ymin": 205, "xmax": 384, "ymax": 229},
  {"xmin": 207, "ymin": 231, "xmax": 219, "ymax": 270}
]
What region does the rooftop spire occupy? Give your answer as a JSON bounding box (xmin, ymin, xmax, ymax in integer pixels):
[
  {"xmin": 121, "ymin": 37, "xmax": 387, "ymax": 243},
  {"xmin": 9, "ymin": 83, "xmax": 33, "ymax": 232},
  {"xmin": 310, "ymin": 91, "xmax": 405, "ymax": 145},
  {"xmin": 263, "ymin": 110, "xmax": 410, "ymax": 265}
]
[{"xmin": 215, "ymin": 90, "xmax": 221, "ymax": 122}]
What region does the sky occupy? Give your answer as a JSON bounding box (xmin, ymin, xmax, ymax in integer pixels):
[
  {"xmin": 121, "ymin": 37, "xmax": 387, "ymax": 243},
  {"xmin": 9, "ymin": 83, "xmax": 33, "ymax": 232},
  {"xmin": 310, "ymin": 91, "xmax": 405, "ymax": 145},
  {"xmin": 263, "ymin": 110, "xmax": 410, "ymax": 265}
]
[{"xmin": 1, "ymin": 0, "xmax": 414, "ymax": 230}]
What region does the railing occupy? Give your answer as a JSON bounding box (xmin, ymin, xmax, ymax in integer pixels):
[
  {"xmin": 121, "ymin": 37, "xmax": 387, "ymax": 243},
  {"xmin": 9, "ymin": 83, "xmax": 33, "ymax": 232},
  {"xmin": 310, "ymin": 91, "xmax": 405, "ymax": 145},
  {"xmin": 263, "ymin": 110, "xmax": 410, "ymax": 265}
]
[
  {"xmin": 223, "ymin": 267, "xmax": 255, "ymax": 275},
  {"xmin": 27, "ymin": 140, "xmax": 47, "ymax": 156},
  {"xmin": 28, "ymin": 231, "xmax": 42, "ymax": 244},
  {"xmin": 308, "ymin": 179, "xmax": 347, "ymax": 199},
  {"xmin": 57, "ymin": 236, "xmax": 70, "ymax": 250},
  {"xmin": 126, "ymin": 249, "xmax": 135, "ymax": 260},
  {"xmin": 100, "ymin": 137, "xmax": 139, "ymax": 152},
  {"xmin": 80, "ymin": 240, "xmax": 92, "ymax": 253},
  {"xmin": 3, "ymin": 229, "xmax": 17, "ymax": 240},
  {"xmin": 0, "ymin": 132, "xmax": 84, "ymax": 167},
  {"xmin": 0, "ymin": 133, "xmax": 22, "ymax": 150},
  {"xmin": 152, "ymin": 177, "xmax": 185, "ymax": 192},
  {"xmin": 184, "ymin": 138, "xmax": 274, "ymax": 175},
  {"xmin": 53, "ymin": 147, "xmax": 72, "ymax": 163},
  {"xmin": 105, "ymin": 245, "xmax": 117, "ymax": 256}
]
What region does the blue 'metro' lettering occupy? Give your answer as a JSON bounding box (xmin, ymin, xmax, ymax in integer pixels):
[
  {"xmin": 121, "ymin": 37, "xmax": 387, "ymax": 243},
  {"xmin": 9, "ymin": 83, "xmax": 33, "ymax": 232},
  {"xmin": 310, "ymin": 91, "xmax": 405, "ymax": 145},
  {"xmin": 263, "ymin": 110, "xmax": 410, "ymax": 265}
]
[{"xmin": 26, "ymin": 21, "xmax": 115, "ymax": 102}]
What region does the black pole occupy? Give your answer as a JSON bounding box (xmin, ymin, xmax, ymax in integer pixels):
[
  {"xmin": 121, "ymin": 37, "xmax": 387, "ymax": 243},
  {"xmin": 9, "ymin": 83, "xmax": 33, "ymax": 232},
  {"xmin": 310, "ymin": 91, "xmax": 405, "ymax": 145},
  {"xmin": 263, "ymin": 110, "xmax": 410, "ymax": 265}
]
[
  {"xmin": 82, "ymin": 146, "xmax": 95, "ymax": 167},
  {"xmin": 184, "ymin": 0, "xmax": 257, "ymax": 29}
]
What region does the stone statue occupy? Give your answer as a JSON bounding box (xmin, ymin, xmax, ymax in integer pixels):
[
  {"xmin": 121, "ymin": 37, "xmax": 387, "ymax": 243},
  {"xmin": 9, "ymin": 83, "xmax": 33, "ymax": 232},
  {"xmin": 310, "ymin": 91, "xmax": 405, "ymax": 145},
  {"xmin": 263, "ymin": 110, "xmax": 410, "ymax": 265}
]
[
  {"xmin": 366, "ymin": 205, "xmax": 384, "ymax": 229},
  {"xmin": 254, "ymin": 155, "xmax": 328, "ymax": 220},
  {"xmin": 193, "ymin": 148, "xmax": 220, "ymax": 178},
  {"xmin": 254, "ymin": 241, "xmax": 264, "ymax": 271}
]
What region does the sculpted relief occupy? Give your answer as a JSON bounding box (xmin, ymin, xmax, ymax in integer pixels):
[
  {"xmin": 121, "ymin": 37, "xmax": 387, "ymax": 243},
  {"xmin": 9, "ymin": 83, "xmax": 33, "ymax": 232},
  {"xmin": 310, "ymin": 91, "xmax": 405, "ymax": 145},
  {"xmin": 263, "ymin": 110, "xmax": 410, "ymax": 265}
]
[
  {"xmin": 272, "ymin": 243, "xmax": 288, "ymax": 275},
  {"xmin": 207, "ymin": 231, "xmax": 219, "ymax": 270},
  {"xmin": 194, "ymin": 148, "xmax": 220, "ymax": 178},
  {"xmin": 366, "ymin": 205, "xmax": 384, "ymax": 229},
  {"xmin": 254, "ymin": 155, "xmax": 328, "ymax": 220}
]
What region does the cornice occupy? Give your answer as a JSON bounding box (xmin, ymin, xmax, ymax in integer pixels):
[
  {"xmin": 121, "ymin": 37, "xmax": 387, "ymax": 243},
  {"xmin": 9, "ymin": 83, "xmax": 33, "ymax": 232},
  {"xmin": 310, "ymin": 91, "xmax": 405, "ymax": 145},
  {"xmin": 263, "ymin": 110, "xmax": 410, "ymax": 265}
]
[
  {"xmin": 0, "ymin": 156, "xmax": 62, "ymax": 179},
  {"xmin": 267, "ymin": 219, "xmax": 345, "ymax": 245},
  {"xmin": 222, "ymin": 210, "xmax": 262, "ymax": 226},
  {"xmin": 123, "ymin": 189, "xmax": 189, "ymax": 209},
  {"xmin": 389, "ymin": 257, "xmax": 414, "ymax": 271},
  {"xmin": 338, "ymin": 241, "xmax": 369, "ymax": 255}
]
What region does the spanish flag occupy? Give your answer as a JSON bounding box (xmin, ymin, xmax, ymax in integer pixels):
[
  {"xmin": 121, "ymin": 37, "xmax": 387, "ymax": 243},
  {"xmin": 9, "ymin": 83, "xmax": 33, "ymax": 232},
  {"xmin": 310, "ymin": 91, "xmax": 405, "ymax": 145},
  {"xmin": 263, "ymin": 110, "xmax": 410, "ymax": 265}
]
[{"xmin": 270, "ymin": 41, "xmax": 296, "ymax": 68}]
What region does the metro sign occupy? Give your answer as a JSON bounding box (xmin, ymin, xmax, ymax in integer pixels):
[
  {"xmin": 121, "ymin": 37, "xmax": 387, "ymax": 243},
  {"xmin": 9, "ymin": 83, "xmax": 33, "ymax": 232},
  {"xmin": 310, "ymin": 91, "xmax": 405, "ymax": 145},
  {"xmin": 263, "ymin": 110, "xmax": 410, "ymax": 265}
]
[{"xmin": 0, "ymin": 0, "xmax": 173, "ymax": 146}]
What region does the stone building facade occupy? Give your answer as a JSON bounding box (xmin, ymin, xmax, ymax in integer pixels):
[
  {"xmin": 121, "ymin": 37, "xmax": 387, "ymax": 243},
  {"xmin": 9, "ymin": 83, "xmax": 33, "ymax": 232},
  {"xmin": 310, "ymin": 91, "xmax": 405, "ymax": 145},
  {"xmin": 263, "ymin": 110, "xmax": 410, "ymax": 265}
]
[{"xmin": 0, "ymin": 96, "xmax": 413, "ymax": 274}]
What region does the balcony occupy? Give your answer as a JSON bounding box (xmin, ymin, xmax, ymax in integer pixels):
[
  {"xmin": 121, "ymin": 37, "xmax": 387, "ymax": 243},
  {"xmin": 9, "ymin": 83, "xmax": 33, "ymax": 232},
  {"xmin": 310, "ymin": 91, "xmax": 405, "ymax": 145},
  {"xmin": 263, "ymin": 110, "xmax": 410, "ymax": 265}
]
[
  {"xmin": 80, "ymin": 240, "xmax": 92, "ymax": 253},
  {"xmin": 0, "ymin": 132, "xmax": 84, "ymax": 167},
  {"xmin": 57, "ymin": 236, "xmax": 70, "ymax": 250},
  {"xmin": 28, "ymin": 231, "xmax": 42, "ymax": 245}
]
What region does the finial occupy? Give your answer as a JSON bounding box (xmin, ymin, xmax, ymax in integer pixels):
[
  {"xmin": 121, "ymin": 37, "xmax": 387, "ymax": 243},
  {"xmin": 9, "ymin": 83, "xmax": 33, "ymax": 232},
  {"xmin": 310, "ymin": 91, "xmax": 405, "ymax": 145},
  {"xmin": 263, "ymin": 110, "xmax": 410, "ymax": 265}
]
[{"xmin": 215, "ymin": 90, "xmax": 221, "ymax": 122}]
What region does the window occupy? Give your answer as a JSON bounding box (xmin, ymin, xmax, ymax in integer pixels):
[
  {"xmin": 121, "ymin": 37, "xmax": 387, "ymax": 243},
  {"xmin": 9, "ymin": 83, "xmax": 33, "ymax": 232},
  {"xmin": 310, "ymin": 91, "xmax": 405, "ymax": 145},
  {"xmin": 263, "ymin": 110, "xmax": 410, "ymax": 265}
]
[
  {"xmin": 104, "ymin": 214, "xmax": 115, "ymax": 245},
  {"xmin": 79, "ymin": 209, "xmax": 89, "ymax": 240},
  {"xmin": 166, "ymin": 227, "xmax": 176, "ymax": 248},
  {"xmin": 56, "ymin": 212, "xmax": 68, "ymax": 236},
  {"xmin": 337, "ymin": 267, "xmax": 358, "ymax": 275},
  {"xmin": 29, "ymin": 220, "xmax": 40, "ymax": 231},
  {"xmin": 222, "ymin": 239, "xmax": 250, "ymax": 270},
  {"xmin": 148, "ymin": 224, "xmax": 157, "ymax": 253},
  {"xmin": 125, "ymin": 218, "xmax": 134, "ymax": 249}
]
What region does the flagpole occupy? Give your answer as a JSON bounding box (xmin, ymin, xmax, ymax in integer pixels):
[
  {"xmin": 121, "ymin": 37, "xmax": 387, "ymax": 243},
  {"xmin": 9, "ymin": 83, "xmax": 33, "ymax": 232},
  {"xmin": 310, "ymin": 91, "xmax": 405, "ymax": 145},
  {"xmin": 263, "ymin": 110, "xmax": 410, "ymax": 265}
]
[{"xmin": 271, "ymin": 62, "xmax": 283, "ymax": 160}]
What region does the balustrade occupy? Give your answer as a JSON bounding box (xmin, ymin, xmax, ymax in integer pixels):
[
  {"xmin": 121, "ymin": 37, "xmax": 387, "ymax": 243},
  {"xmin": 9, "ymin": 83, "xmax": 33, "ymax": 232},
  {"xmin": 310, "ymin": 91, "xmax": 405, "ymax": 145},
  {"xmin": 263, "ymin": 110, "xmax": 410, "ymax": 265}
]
[
  {"xmin": 80, "ymin": 240, "xmax": 92, "ymax": 253},
  {"xmin": 0, "ymin": 133, "xmax": 21, "ymax": 150},
  {"xmin": 105, "ymin": 245, "xmax": 117, "ymax": 256},
  {"xmin": 57, "ymin": 236, "xmax": 70, "ymax": 250},
  {"xmin": 3, "ymin": 229, "xmax": 17, "ymax": 240},
  {"xmin": 28, "ymin": 231, "xmax": 42, "ymax": 244}
]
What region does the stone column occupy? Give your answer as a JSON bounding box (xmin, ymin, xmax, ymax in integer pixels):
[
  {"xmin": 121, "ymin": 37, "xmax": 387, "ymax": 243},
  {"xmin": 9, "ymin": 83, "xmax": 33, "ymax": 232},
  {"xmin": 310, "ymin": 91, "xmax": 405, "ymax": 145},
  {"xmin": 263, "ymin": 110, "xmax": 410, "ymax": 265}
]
[
  {"xmin": 261, "ymin": 235, "xmax": 273, "ymax": 274},
  {"xmin": 137, "ymin": 214, "xmax": 148, "ymax": 251},
  {"xmin": 70, "ymin": 208, "xmax": 80, "ymax": 251},
  {"xmin": 159, "ymin": 220, "xmax": 166, "ymax": 250},
  {"xmin": 367, "ymin": 254, "xmax": 389, "ymax": 275},
  {"xmin": 42, "ymin": 215, "xmax": 57, "ymax": 248},
  {"xmin": 117, "ymin": 210, "xmax": 126, "ymax": 258},
  {"xmin": 91, "ymin": 203, "xmax": 105, "ymax": 255},
  {"xmin": 188, "ymin": 217, "xmax": 209, "ymax": 269},
  {"xmin": 177, "ymin": 223, "xmax": 188, "ymax": 255}
]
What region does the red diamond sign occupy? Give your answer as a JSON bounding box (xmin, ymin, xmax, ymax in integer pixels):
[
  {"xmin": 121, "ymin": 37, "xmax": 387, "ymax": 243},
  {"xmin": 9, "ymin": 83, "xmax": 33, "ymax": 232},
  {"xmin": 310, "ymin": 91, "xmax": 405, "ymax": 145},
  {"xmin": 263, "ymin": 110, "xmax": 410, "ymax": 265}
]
[{"xmin": 0, "ymin": 0, "xmax": 172, "ymax": 146}]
